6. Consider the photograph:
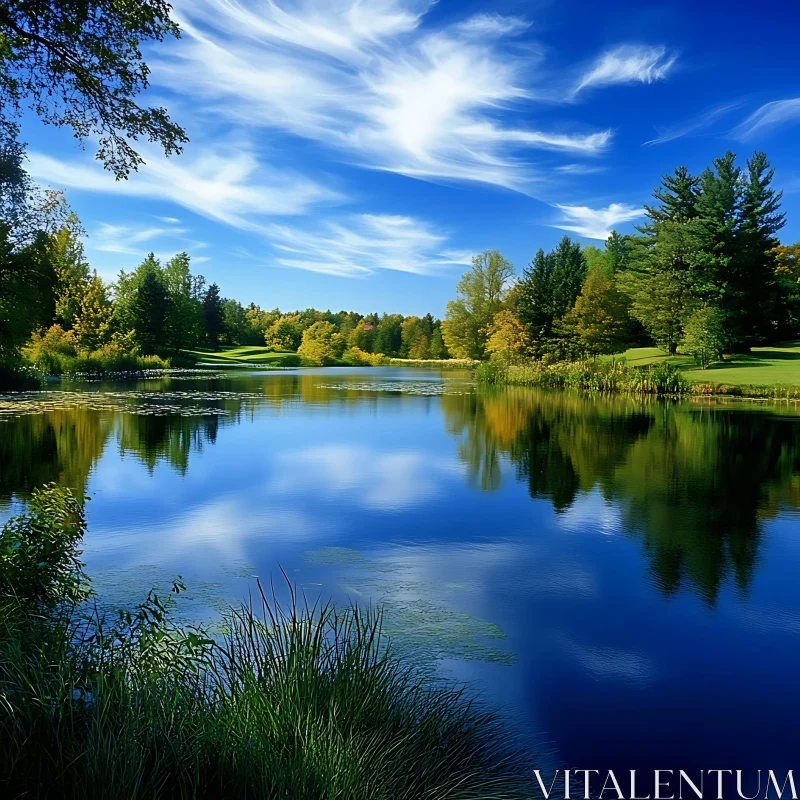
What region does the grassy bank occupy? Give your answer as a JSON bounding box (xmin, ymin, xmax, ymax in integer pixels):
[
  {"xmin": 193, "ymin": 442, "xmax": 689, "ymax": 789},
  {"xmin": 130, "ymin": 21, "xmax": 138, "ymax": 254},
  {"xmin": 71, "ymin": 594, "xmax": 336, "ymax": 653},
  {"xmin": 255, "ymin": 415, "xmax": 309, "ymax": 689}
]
[
  {"xmin": 478, "ymin": 342, "xmax": 800, "ymax": 398},
  {"xmin": 1, "ymin": 486, "xmax": 531, "ymax": 799},
  {"xmin": 477, "ymin": 359, "xmax": 690, "ymax": 395},
  {"xmin": 182, "ymin": 345, "xmax": 302, "ymax": 368}
]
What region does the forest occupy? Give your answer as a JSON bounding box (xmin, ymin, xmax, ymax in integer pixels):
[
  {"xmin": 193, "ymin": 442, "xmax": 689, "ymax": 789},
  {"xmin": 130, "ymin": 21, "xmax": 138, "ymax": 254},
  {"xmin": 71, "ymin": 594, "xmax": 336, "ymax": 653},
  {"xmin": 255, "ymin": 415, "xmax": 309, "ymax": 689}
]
[
  {"xmin": 442, "ymin": 152, "xmax": 800, "ymax": 376},
  {"xmin": 1, "ymin": 200, "xmax": 452, "ymax": 382}
]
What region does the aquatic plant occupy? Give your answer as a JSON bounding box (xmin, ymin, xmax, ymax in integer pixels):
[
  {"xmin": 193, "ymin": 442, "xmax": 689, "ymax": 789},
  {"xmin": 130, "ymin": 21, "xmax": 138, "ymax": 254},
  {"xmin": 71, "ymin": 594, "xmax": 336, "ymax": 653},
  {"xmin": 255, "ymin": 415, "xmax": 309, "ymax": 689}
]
[{"xmin": 0, "ymin": 486, "xmax": 532, "ymax": 799}]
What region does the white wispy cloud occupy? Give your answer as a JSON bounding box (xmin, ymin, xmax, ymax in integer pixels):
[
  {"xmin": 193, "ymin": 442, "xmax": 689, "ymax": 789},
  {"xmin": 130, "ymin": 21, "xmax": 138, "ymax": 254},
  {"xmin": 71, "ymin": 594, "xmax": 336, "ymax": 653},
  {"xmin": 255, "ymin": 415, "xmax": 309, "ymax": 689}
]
[
  {"xmin": 643, "ymin": 101, "xmax": 741, "ymax": 146},
  {"xmin": 263, "ymin": 213, "xmax": 472, "ymax": 277},
  {"xmin": 151, "ymin": 0, "xmax": 611, "ymax": 191},
  {"xmin": 27, "ymin": 143, "xmax": 342, "ymax": 231},
  {"xmin": 92, "ymin": 223, "xmax": 189, "ymax": 255},
  {"xmin": 454, "ymin": 13, "xmax": 529, "ymax": 38},
  {"xmin": 574, "ymin": 45, "xmax": 676, "ymax": 96},
  {"xmin": 731, "ymin": 98, "xmax": 800, "ymax": 140},
  {"xmin": 553, "ymin": 202, "xmax": 643, "ymax": 240}
]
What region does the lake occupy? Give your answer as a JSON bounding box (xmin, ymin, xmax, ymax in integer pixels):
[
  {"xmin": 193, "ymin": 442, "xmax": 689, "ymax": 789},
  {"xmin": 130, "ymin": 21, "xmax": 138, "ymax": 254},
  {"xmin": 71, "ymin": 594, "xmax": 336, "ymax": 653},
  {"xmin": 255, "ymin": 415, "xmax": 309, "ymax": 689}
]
[{"xmin": 2, "ymin": 366, "xmax": 800, "ymax": 777}]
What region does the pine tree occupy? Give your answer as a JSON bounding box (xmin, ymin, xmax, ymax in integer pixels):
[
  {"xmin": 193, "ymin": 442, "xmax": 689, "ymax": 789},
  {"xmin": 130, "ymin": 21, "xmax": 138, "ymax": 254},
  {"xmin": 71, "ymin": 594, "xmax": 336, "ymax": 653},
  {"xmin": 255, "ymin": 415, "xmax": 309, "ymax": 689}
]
[
  {"xmin": 736, "ymin": 151, "xmax": 786, "ymax": 345},
  {"xmin": 203, "ymin": 283, "xmax": 223, "ymax": 349},
  {"xmin": 163, "ymin": 252, "xmax": 202, "ymax": 351},
  {"xmin": 642, "ymin": 166, "xmax": 701, "ymax": 229},
  {"xmin": 129, "ymin": 260, "xmax": 169, "ymax": 355},
  {"xmin": 550, "ymin": 236, "xmax": 587, "ymax": 319},
  {"xmin": 516, "ymin": 248, "xmax": 555, "ymax": 356}
]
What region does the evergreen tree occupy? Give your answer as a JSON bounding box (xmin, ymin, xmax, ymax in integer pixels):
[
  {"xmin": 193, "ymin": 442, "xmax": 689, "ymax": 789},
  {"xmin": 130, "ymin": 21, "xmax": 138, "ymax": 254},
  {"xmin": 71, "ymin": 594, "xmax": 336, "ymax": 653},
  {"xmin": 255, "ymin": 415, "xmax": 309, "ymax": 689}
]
[
  {"xmin": 129, "ymin": 258, "xmax": 168, "ymax": 355},
  {"xmin": 516, "ymin": 248, "xmax": 555, "ymax": 356},
  {"xmin": 642, "ymin": 166, "xmax": 701, "ymax": 228},
  {"xmin": 203, "ymin": 283, "xmax": 223, "ymax": 349},
  {"xmin": 619, "ymin": 221, "xmax": 699, "ymax": 354},
  {"xmin": 163, "ymin": 252, "xmax": 202, "ymax": 351},
  {"xmin": 550, "ymin": 236, "xmax": 587, "ymax": 319},
  {"xmin": 736, "ymin": 151, "xmax": 786, "ymax": 345}
]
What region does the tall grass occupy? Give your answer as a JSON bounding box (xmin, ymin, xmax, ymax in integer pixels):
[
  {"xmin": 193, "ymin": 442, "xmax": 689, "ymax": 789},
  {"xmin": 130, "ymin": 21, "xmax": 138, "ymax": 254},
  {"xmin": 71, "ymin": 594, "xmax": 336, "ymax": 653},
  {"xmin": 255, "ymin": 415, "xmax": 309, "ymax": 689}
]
[
  {"xmin": 1, "ymin": 486, "xmax": 532, "ymax": 799},
  {"xmin": 477, "ymin": 358, "xmax": 691, "ymax": 395}
]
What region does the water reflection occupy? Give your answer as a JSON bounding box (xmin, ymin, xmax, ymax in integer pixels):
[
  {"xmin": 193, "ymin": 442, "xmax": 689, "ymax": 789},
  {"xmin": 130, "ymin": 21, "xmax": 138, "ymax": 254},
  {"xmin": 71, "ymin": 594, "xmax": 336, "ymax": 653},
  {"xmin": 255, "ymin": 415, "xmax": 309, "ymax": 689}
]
[
  {"xmin": 442, "ymin": 389, "xmax": 800, "ymax": 602},
  {"xmin": 3, "ymin": 374, "xmax": 800, "ymax": 607}
]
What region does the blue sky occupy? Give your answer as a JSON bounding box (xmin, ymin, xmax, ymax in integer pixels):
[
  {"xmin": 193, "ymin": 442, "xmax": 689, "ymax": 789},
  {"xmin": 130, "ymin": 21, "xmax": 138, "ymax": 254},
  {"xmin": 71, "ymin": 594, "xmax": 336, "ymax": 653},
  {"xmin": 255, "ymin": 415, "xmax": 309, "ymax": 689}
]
[{"xmin": 23, "ymin": 0, "xmax": 800, "ymax": 317}]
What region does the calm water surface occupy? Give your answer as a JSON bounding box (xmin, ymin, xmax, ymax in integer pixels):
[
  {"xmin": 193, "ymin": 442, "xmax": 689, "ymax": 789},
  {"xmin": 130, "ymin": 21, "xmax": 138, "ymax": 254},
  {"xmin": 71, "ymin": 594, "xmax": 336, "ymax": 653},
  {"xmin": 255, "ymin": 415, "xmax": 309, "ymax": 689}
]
[{"xmin": 2, "ymin": 366, "xmax": 800, "ymax": 775}]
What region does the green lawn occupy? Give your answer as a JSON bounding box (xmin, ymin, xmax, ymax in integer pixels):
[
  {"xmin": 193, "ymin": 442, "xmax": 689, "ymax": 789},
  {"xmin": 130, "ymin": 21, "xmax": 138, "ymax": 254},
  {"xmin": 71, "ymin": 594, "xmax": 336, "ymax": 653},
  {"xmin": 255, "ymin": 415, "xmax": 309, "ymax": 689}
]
[
  {"xmin": 183, "ymin": 346, "xmax": 299, "ymax": 367},
  {"xmin": 613, "ymin": 343, "xmax": 800, "ymax": 386}
]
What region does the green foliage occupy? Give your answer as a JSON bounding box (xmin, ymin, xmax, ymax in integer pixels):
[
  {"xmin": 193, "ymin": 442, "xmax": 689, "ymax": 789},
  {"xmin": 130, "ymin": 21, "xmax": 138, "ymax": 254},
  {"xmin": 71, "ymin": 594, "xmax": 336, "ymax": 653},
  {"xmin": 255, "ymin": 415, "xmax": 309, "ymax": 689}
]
[
  {"xmin": 0, "ymin": 483, "xmax": 88, "ymax": 610},
  {"xmin": 680, "ymin": 305, "xmax": 727, "ymax": 368},
  {"xmin": 479, "ymin": 358, "xmax": 691, "ymax": 395},
  {"xmin": 443, "ymin": 250, "xmax": 514, "ymax": 359},
  {"xmin": 163, "ymin": 252, "xmax": 204, "ymax": 351},
  {"xmin": 342, "ymin": 347, "xmax": 386, "ymax": 366},
  {"xmin": 21, "ymin": 324, "xmax": 168, "ymax": 375},
  {"xmin": 374, "ymin": 313, "xmax": 404, "ymax": 357},
  {"xmin": 0, "ymin": 487, "xmax": 531, "ymax": 799},
  {"xmin": 515, "ymin": 237, "xmax": 587, "ymax": 358},
  {"xmin": 485, "ymin": 309, "xmax": 529, "ymax": 361},
  {"xmin": 0, "ymin": 0, "xmax": 187, "ymax": 179},
  {"xmin": 564, "ymin": 269, "xmax": 629, "ymax": 356},
  {"xmin": 202, "ymin": 282, "xmax": 223, "ymax": 349},
  {"xmin": 298, "ymin": 320, "xmax": 339, "ymax": 365}
]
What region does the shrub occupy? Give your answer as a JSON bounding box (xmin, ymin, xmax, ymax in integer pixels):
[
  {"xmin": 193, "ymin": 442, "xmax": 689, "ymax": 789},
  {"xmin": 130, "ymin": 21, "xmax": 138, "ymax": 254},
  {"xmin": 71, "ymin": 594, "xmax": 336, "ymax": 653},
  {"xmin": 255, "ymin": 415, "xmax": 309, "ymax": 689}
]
[
  {"xmin": 20, "ymin": 326, "xmax": 170, "ymax": 375},
  {"xmin": 343, "ymin": 347, "xmax": 385, "ymax": 366},
  {"xmin": 475, "ymin": 359, "xmax": 508, "ymax": 385}
]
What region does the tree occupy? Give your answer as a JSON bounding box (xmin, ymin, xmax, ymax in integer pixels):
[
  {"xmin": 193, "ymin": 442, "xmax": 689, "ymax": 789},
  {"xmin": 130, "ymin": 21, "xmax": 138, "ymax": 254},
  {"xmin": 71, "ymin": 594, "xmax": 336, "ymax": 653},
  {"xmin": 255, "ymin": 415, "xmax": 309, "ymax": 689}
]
[
  {"xmin": 642, "ymin": 165, "xmax": 701, "ymax": 229},
  {"xmin": 400, "ymin": 316, "xmax": 431, "ymax": 359},
  {"xmin": 349, "ymin": 318, "xmax": 376, "ymax": 353},
  {"xmin": 774, "ymin": 242, "xmax": 800, "ymax": 339},
  {"xmin": 297, "ymin": 321, "xmax": 337, "ymax": 365},
  {"xmin": 0, "ymin": 0, "xmax": 187, "ymax": 178},
  {"xmin": 516, "ymin": 237, "xmax": 586, "ymax": 358},
  {"xmin": 202, "ymin": 283, "xmax": 223, "ymax": 349},
  {"xmin": 265, "ymin": 314, "xmax": 303, "ymax": 351},
  {"xmin": 619, "ymin": 221, "xmax": 699, "ymax": 354},
  {"xmin": 49, "ymin": 219, "xmax": 90, "ymax": 330},
  {"xmin": 564, "ymin": 270, "xmax": 629, "ymax": 357},
  {"xmin": 736, "ymin": 151, "xmax": 785, "ymax": 345},
  {"xmin": 550, "ymin": 236, "xmax": 587, "ymax": 320},
  {"xmin": 0, "ymin": 224, "xmax": 56, "ymax": 361},
  {"xmin": 442, "ymin": 250, "xmax": 513, "ymax": 359},
  {"xmin": 373, "ymin": 314, "xmax": 403, "ymax": 356},
  {"xmin": 516, "ymin": 248, "xmax": 555, "ymax": 356},
  {"xmin": 221, "ymin": 298, "xmax": 250, "ymax": 345},
  {"xmin": 681, "ymin": 305, "xmax": 726, "ymax": 368},
  {"xmin": 128, "ymin": 256, "xmax": 168, "ymax": 355},
  {"xmin": 429, "ymin": 325, "xmax": 447, "ymax": 359},
  {"xmin": 485, "ymin": 310, "xmax": 529, "ymax": 361},
  {"xmin": 163, "ymin": 252, "xmax": 202, "ymax": 351},
  {"xmin": 72, "ymin": 271, "xmax": 111, "ymax": 350}
]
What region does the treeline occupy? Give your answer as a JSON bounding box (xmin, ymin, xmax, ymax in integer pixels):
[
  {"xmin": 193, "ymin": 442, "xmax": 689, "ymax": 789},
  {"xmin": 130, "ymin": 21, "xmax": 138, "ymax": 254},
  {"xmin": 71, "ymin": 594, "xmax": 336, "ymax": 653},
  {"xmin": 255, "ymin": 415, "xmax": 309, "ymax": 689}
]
[
  {"xmin": 0, "ymin": 205, "xmax": 451, "ymax": 378},
  {"xmin": 444, "ymin": 150, "xmax": 800, "ymax": 369}
]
